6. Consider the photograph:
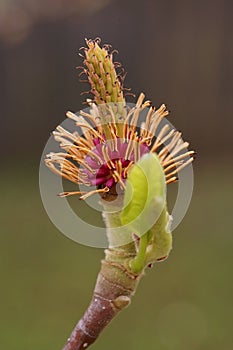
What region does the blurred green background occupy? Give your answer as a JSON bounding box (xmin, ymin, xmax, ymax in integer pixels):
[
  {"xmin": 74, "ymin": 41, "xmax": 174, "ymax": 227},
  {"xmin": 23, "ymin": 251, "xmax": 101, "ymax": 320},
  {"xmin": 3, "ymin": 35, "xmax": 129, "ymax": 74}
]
[{"xmin": 0, "ymin": 0, "xmax": 232, "ymax": 349}]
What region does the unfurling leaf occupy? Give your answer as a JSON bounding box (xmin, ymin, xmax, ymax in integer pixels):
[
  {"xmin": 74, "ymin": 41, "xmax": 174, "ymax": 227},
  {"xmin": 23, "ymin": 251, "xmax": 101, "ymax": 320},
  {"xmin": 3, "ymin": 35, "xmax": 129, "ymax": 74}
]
[
  {"xmin": 121, "ymin": 153, "xmax": 172, "ymax": 273},
  {"xmin": 121, "ymin": 153, "xmax": 166, "ymax": 236}
]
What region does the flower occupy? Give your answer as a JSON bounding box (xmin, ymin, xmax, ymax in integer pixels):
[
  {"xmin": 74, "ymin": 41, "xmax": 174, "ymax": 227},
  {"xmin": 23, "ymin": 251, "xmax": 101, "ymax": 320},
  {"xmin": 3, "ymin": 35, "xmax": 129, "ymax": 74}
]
[
  {"xmin": 45, "ymin": 39, "xmax": 194, "ymax": 200},
  {"xmin": 80, "ymin": 37, "xmax": 125, "ymax": 105}
]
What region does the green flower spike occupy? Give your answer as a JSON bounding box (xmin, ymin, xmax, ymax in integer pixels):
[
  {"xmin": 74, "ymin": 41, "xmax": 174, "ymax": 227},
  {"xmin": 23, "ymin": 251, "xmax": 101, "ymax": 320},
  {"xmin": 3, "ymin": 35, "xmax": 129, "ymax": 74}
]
[
  {"xmin": 82, "ymin": 38, "xmax": 125, "ymax": 105},
  {"xmin": 45, "ymin": 38, "xmax": 195, "ymax": 350}
]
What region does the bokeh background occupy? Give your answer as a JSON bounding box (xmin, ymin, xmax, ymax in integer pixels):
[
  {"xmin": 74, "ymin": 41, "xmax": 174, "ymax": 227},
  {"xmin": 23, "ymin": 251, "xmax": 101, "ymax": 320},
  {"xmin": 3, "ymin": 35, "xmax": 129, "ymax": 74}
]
[{"xmin": 0, "ymin": 0, "xmax": 232, "ymax": 349}]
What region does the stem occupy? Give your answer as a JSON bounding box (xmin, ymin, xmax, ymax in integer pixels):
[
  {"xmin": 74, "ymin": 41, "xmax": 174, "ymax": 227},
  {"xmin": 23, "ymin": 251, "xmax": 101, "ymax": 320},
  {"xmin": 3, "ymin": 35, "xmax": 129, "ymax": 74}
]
[
  {"xmin": 61, "ymin": 249, "xmax": 142, "ymax": 350},
  {"xmin": 61, "ymin": 208, "xmax": 144, "ymax": 350},
  {"xmin": 61, "ymin": 198, "xmax": 172, "ymax": 349},
  {"xmin": 130, "ymin": 233, "xmax": 148, "ymax": 273}
]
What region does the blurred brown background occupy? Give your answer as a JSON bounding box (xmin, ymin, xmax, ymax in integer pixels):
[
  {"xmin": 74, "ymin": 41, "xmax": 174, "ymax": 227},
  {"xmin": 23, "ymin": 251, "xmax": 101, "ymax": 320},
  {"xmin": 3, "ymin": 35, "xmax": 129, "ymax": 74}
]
[{"xmin": 0, "ymin": 0, "xmax": 233, "ymax": 349}]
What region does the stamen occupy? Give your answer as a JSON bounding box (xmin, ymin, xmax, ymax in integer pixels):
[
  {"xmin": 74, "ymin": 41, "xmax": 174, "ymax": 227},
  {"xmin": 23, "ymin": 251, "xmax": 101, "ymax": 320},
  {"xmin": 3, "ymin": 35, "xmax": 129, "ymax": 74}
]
[
  {"xmin": 165, "ymin": 157, "xmax": 194, "ymax": 179},
  {"xmin": 54, "ymin": 126, "xmax": 79, "ymax": 143},
  {"xmin": 58, "ymin": 190, "xmax": 88, "ymax": 197},
  {"xmin": 123, "ymin": 108, "xmax": 137, "ymax": 141},
  {"xmin": 123, "ymin": 161, "xmax": 133, "ymax": 178},
  {"xmin": 150, "ymin": 124, "xmax": 171, "ymax": 152},
  {"xmin": 158, "ymin": 132, "xmax": 182, "ymax": 161},
  {"xmin": 164, "ymin": 161, "xmax": 183, "ymax": 174},
  {"xmin": 162, "ymin": 151, "xmax": 195, "ymax": 167},
  {"xmin": 165, "ymin": 141, "xmax": 190, "ymax": 162},
  {"xmin": 153, "ymin": 104, "xmax": 169, "ymax": 119},
  {"xmin": 166, "ymin": 176, "xmax": 177, "ymax": 184},
  {"xmin": 174, "ymin": 157, "xmax": 194, "ymax": 173},
  {"xmin": 68, "ymin": 110, "xmax": 100, "ymax": 130},
  {"xmin": 140, "ymin": 106, "xmax": 155, "ymax": 140},
  {"xmin": 123, "ymin": 123, "xmax": 129, "ymax": 142},
  {"xmin": 75, "ymin": 137, "xmax": 94, "ymax": 149},
  {"xmin": 130, "ymin": 108, "xmax": 141, "ymax": 132},
  {"xmin": 133, "ymin": 141, "xmax": 140, "ymax": 162},
  {"xmin": 158, "ymin": 147, "xmax": 169, "ymax": 161},
  {"xmin": 102, "ymin": 145, "xmax": 115, "ymax": 169},
  {"xmin": 58, "ymin": 187, "xmax": 110, "ymax": 199},
  {"xmin": 125, "ymin": 132, "xmax": 136, "ymax": 160},
  {"xmin": 158, "ymin": 128, "xmax": 176, "ymax": 145},
  {"xmin": 149, "ymin": 114, "xmax": 164, "ymax": 137},
  {"xmin": 45, "ymin": 158, "xmax": 80, "ymax": 184},
  {"xmin": 78, "ymin": 147, "xmax": 103, "ymax": 165},
  {"xmin": 166, "ymin": 131, "xmax": 182, "ymax": 152},
  {"xmin": 107, "ymin": 107, "xmax": 119, "ymax": 142},
  {"xmin": 45, "ymin": 159, "xmax": 64, "ymax": 177},
  {"xmin": 136, "ymin": 93, "xmax": 145, "ymax": 108},
  {"xmin": 107, "ymin": 123, "xmax": 118, "ymax": 151},
  {"xmin": 73, "ymin": 122, "xmax": 104, "ymax": 141},
  {"xmin": 52, "ymin": 135, "xmax": 73, "ymax": 149},
  {"xmin": 139, "ymin": 135, "xmax": 153, "ymax": 146},
  {"xmin": 109, "ymin": 127, "xmax": 118, "ymax": 151},
  {"xmin": 78, "ymin": 159, "xmax": 97, "ymax": 174},
  {"xmin": 116, "ymin": 160, "xmax": 122, "ymax": 176},
  {"xmin": 148, "ymin": 104, "xmax": 169, "ymax": 140},
  {"xmin": 113, "ymin": 170, "xmax": 126, "ymax": 189},
  {"xmin": 80, "ymin": 187, "xmax": 109, "ymax": 200}
]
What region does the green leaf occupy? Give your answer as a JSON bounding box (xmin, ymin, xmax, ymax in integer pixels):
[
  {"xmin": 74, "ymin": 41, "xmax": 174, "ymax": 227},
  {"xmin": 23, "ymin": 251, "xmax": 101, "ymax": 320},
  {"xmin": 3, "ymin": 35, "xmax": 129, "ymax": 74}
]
[
  {"xmin": 145, "ymin": 208, "xmax": 172, "ymax": 264},
  {"xmin": 121, "ymin": 153, "xmax": 166, "ymax": 236}
]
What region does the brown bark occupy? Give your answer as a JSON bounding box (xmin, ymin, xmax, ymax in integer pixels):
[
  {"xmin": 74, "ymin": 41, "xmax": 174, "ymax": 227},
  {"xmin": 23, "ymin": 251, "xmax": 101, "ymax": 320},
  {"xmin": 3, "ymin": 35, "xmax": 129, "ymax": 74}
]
[{"xmin": 62, "ymin": 251, "xmax": 141, "ymax": 350}]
